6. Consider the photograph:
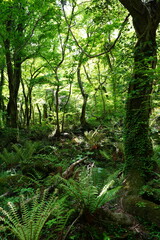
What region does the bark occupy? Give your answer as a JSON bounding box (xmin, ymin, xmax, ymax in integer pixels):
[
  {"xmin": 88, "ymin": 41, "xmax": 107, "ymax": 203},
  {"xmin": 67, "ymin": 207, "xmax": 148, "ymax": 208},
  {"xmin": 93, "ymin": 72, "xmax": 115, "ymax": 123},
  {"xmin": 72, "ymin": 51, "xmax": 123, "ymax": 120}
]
[
  {"xmin": 0, "ymin": 69, "xmax": 5, "ymax": 111},
  {"xmin": 118, "ymin": 0, "xmax": 160, "ymax": 226},
  {"xmin": 97, "ymin": 60, "xmax": 106, "ymax": 116},
  {"xmin": 54, "ymin": 71, "xmax": 61, "ymax": 137},
  {"xmin": 77, "ymin": 54, "xmax": 89, "ymax": 129},
  {"xmin": 21, "ymin": 79, "xmax": 33, "ymax": 128},
  {"xmin": 61, "ymin": 81, "xmax": 72, "ymax": 132},
  {"xmin": 118, "ymin": 0, "xmax": 160, "ymax": 188},
  {"xmin": 36, "ymin": 103, "xmax": 42, "ymax": 125},
  {"xmin": 43, "ymin": 104, "xmax": 48, "ymax": 120},
  {"xmin": 4, "ymin": 20, "xmax": 22, "ymax": 128},
  {"xmin": 0, "ymin": 69, "xmax": 5, "ymax": 126}
]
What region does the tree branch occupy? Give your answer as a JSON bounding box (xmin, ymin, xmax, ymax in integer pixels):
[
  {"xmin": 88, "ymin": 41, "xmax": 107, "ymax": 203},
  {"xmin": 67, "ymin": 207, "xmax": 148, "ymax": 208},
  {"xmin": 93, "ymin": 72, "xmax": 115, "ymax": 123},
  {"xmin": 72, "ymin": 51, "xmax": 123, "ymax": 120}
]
[
  {"xmin": 63, "ymin": 4, "xmax": 130, "ymax": 59},
  {"xmin": 118, "ymin": 0, "xmax": 146, "ymax": 16}
]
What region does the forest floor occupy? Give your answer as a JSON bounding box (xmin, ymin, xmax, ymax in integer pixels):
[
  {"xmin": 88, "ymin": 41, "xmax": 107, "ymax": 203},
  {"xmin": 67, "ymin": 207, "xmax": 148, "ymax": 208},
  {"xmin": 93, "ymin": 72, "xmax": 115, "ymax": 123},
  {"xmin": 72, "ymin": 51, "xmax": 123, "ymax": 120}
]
[{"xmin": 0, "ymin": 125, "xmax": 160, "ymax": 239}]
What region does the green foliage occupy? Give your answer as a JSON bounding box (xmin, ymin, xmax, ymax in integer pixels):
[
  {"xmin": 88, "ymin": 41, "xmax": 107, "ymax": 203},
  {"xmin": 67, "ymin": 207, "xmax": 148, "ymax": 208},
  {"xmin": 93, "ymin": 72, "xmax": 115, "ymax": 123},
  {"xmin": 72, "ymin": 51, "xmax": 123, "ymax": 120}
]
[
  {"xmin": 140, "ymin": 175, "xmax": 160, "ymax": 204},
  {"xmin": 84, "ymin": 129, "xmax": 105, "ymax": 148},
  {"xmin": 0, "ymin": 128, "xmax": 19, "ymax": 150},
  {"xmin": 153, "ymin": 145, "xmax": 160, "ymax": 166},
  {"xmin": 0, "ymin": 189, "xmax": 65, "ymax": 240},
  {"xmin": 0, "ymin": 141, "xmax": 40, "ymax": 167},
  {"xmin": 0, "ymin": 148, "xmax": 19, "ymax": 167},
  {"xmin": 13, "ymin": 141, "xmax": 40, "ymax": 163},
  {"xmin": 61, "ymin": 169, "xmax": 120, "ymax": 213},
  {"xmin": 27, "ymin": 125, "xmax": 52, "ymax": 140}
]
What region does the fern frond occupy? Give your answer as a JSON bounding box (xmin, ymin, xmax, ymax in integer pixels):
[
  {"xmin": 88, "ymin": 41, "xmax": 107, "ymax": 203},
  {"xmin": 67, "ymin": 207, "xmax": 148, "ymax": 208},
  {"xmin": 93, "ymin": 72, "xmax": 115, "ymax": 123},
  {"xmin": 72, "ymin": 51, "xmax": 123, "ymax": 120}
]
[
  {"xmin": 61, "ymin": 169, "xmax": 121, "ymax": 214},
  {"xmin": 0, "ymin": 189, "xmax": 65, "ymax": 240},
  {"xmin": 96, "ymin": 182, "xmax": 121, "ymax": 209},
  {"xmin": 7, "ymin": 202, "xmax": 22, "ymax": 225},
  {"xmin": 20, "ymin": 195, "xmax": 30, "ymax": 227},
  {"xmin": 13, "ymin": 141, "xmax": 40, "ymax": 163},
  {"xmin": 84, "ymin": 129, "xmax": 104, "ymax": 147}
]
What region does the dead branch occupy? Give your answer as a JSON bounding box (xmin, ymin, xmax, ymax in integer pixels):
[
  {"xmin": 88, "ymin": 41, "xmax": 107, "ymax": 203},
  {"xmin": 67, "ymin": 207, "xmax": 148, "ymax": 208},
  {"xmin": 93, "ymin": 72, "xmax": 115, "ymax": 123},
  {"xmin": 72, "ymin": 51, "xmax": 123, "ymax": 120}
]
[{"xmin": 62, "ymin": 156, "xmax": 88, "ymax": 179}]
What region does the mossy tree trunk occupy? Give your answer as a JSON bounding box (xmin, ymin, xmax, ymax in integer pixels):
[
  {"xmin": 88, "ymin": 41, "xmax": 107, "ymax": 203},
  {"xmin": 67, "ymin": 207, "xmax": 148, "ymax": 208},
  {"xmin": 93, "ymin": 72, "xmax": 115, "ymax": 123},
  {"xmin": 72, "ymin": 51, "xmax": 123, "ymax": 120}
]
[{"xmin": 118, "ymin": 0, "xmax": 160, "ymax": 191}]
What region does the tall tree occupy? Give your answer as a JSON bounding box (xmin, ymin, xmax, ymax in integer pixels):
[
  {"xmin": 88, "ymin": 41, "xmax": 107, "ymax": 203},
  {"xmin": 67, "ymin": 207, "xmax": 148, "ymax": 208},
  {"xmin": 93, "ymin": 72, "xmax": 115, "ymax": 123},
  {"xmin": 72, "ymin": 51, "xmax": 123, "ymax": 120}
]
[
  {"xmin": 117, "ymin": 0, "xmax": 160, "ymax": 224},
  {"xmin": 118, "ymin": 0, "xmax": 160, "ymax": 188},
  {"xmin": 3, "ymin": 2, "xmax": 24, "ymax": 128}
]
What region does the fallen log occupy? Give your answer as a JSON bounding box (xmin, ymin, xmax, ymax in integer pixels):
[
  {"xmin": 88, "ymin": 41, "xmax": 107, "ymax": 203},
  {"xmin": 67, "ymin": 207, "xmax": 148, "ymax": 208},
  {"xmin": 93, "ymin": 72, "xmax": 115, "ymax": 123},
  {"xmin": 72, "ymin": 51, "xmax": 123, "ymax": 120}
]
[{"xmin": 62, "ymin": 156, "xmax": 88, "ymax": 179}]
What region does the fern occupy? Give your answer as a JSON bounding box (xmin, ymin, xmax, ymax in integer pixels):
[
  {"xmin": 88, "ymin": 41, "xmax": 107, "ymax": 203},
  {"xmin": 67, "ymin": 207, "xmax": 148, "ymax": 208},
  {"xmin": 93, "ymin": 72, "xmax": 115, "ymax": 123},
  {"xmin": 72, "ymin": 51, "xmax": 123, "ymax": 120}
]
[
  {"xmin": 61, "ymin": 170, "xmax": 120, "ymax": 213},
  {"xmin": 13, "ymin": 141, "xmax": 40, "ymax": 163},
  {"xmin": 0, "ymin": 189, "xmax": 65, "ymax": 240},
  {"xmin": 84, "ymin": 129, "xmax": 104, "ymax": 148},
  {"xmin": 0, "ymin": 141, "xmax": 40, "ymax": 167},
  {"xmin": 0, "ymin": 148, "xmax": 19, "ymax": 167}
]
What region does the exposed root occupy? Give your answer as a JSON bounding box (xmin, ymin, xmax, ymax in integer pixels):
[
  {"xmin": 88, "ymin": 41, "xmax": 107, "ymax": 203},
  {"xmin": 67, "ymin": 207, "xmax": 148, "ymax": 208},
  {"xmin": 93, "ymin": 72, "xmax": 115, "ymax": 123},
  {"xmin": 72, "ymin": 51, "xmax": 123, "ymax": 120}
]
[{"xmin": 122, "ymin": 195, "xmax": 160, "ymax": 227}]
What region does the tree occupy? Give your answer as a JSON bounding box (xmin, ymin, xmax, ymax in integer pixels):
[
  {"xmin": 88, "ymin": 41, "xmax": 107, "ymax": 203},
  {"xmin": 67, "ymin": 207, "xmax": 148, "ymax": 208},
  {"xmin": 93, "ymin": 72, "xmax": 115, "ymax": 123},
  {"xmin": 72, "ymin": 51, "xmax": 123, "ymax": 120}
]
[
  {"xmin": 118, "ymin": 0, "xmax": 160, "ymax": 185},
  {"xmin": 21, "ymin": 59, "xmax": 45, "ymax": 128},
  {"xmin": 117, "ymin": 0, "xmax": 160, "ymax": 224},
  {"xmin": 2, "ymin": 1, "xmax": 24, "ymax": 128},
  {"xmin": 0, "ymin": 0, "xmax": 57, "ymax": 128}
]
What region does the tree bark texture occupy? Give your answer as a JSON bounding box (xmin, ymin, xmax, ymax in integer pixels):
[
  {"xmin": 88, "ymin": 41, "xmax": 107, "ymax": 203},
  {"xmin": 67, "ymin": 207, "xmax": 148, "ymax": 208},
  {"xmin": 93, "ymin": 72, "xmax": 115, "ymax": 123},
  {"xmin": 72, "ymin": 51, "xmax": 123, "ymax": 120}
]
[
  {"xmin": 77, "ymin": 54, "xmax": 89, "ymax": 129},
  {"xmin": 0, "ymin": 69, "xmax": 5, "ymax": 111},
  {"xmin": 119, "ymin": 0, "xmax": 160, "ymax": 187},
  {"xmin": 4, "ymin": 20, "xmax": 23, "ymax": 128}
]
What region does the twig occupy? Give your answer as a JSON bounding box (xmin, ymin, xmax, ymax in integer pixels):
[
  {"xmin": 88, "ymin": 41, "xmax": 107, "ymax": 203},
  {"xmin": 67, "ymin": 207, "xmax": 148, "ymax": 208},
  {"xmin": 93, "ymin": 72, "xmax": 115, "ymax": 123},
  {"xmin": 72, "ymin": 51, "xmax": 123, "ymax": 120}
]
[
  {"xmin": 62, "ymin": 208, "xmax": 83, "ymax": 240},
  {"xmin": 62, "ymin": 156, "xmax": 88, "ymax": 179},
  {"xmin": 63, "ymin": 5, "xmax": 130, "ymax": 59}
]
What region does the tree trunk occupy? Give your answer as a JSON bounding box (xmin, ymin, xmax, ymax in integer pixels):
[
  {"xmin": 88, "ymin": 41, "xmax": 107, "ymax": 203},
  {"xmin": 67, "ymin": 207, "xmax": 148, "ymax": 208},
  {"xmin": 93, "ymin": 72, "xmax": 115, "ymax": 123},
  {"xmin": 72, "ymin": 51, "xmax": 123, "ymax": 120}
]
[
  {"xmin": 124, "ymin": 35, "xmax": 157, "ymax": 190},
  {"xmin": 0, "ymin": 69, "xmax": 5, "ymax": 111},
  {"xmin": 54, "ymin": 71, "xmax": 61, "ymax": 137},
  {"xmin": 21, "ymin": 79, "xmax": 33, "ymax": 128},
  {"xmin": 4, "ymin": 20, "xmax": 22, "ymax": 128},
  {"xmin": 0, "ymin": 68, "xmax": 5, "ymax": 126},
  {"xmin": 36, "ymin": 103, "xmax": 42, "ymax": 125},
  {"xmin": 43, "ymin": 104, "xmax": 48, "ymax": 120},
  {"xmin": 61, "ymin": 82, "xmax": 72, "ymax": 132},
  {"xmin": 117, "ymin": 0, "xmax": 160, "ymax": 226},
  {"xmin": 77, "ymin": 54, "xmax": 89, "ymax": 129},
  {"xmin": 6, "ymin": 58, "xmax": 21, "ymax": 128},
  {"xmin": 118, "ymin": 0, "xmax": 160, "ymax": 191}
]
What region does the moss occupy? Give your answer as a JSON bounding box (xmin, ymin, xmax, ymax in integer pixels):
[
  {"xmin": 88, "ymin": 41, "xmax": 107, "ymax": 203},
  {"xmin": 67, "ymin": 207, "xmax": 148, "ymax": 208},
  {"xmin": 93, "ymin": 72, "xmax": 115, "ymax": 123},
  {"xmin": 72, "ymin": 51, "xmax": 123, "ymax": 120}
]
[
  {"xmin": 123, "ymin": 195, "xmax": 160, "ymax": 228},
  {"xmin": 123, "ymin": 171, "xmax": 145, "ymax": 195}
]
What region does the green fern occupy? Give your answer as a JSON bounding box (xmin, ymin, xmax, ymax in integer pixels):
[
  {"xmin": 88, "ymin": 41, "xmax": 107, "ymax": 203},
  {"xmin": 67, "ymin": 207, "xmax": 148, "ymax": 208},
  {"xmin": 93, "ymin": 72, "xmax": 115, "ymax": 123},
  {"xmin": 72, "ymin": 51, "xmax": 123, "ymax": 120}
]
[
  {"xmin": 61, "ymin": 170, "xmax": 120, "ymax": 213},
  {"xmin": 0, "ymin": 148, "xmax": 19, "ymax": 167},
  {"xmin": 0, "ymin": 189, "xmax": 65, "ymax": 240},
  {"xmin": 13, "ymin": 141, "xmax": 40, "ymax": 163},
  {"xmin": 84, "ymin": 129, "xmax": 104, "ymax": 148},
  {"xmin": 0, "ymin": 141, "xmax": 40, "ymax": 167}
]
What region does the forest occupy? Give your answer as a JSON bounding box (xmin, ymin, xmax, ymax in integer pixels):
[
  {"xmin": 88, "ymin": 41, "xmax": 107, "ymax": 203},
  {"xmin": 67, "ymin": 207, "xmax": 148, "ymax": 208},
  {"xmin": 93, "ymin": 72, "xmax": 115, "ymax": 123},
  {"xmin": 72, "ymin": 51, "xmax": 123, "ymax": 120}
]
[{"xmin": 0, "ymin": 0, "xmax": 160, "ymax": 239}]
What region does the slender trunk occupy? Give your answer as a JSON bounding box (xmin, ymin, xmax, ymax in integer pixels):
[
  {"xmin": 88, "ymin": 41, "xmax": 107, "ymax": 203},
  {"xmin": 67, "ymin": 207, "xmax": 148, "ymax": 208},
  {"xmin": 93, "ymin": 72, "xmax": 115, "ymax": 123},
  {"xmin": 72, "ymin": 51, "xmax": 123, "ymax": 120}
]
[
  {"xmin": 21, "ymin": 79, "xmax": 33, "ymax": 128},
  {"xmin": 28, "ymin": 87, "xmax": 32, "ymax": 127},
  {"xmin": 61, "ymin": 82, "xmax": 72, "ymax": 132},
  {"xmin": 0, "ymin": 69, "xmax": 5, "ymax": 126},
  {"xmin": 43, "ymin": 104, "xmax": 48, "ymax": 120},
  {"xmin": 54, "ymin": 70, "xmax": 61, "ymax": 137},
  {"xmin": 36, "ymin": 103, "xmax": 42, "ymax": 125},
  {"xmin": 77, "ymin": 54, "xmax": 89, "ymax": 129},
  {"xmin": 97, "ymin": 61, "xmax": 106, "ymax": 117},
  {"xmin": 106, "ymin": 54, "xmax": 117, "ymax": 111},
  {"xmin": 0, "ymin": 69, "xmax": 4, "ymax": 111},
  {"xmin": 32, "ymin": 106, "xmax": 35, "ymax": 125}
]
